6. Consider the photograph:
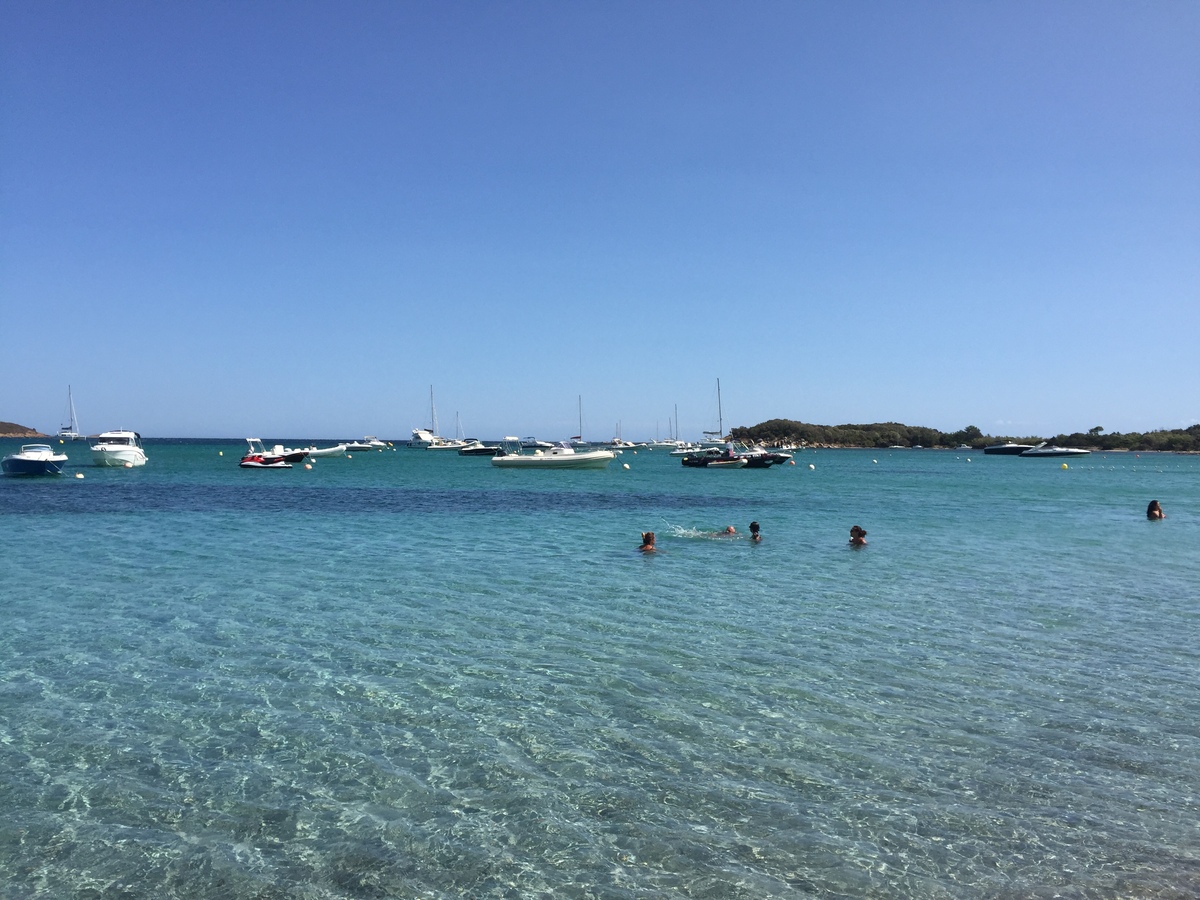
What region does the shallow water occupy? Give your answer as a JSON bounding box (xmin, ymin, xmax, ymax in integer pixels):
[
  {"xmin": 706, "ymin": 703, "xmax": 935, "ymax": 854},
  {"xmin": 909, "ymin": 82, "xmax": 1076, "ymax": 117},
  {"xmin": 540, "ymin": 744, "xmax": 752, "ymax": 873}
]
[{"xmin": 2, "ymin": 440, "xmax": 1198, "ymax": 897}]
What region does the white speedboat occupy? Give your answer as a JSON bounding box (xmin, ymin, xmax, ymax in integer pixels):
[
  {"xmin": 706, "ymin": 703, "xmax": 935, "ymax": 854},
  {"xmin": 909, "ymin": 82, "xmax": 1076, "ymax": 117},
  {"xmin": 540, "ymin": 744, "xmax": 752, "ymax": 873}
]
[
  {"xmin": 347, "ymin": 437, "xmax": 387, "ymax": 451},
  {"xmin": 1019, "ymin": 442, "xmax": 1090, "ymax": 458},
  {"xmin": 2, "ymin": 443, "xmax": 69, "ymax": 476},
  {"xmin": 491, "ymin": 439, "xmax": 615, "ymax": 469},
  {"xmin": 520, "ymin": 437, "xmax": 554, "ymax": 450},
  {"xmin": 457, "ymin": 440, "xmax": 499, "ymax": 456},
  {"xmin": 91, "ymin": 431, "xmax": 147, "ymax": 467},
  {"xmin": 239, "ymin": 438, "xmax": 293, "ymax": 468}
]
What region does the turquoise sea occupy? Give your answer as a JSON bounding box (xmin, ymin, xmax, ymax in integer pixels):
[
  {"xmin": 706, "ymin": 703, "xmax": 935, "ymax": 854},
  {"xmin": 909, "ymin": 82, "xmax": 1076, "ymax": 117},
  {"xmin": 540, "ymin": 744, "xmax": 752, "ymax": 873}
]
[{"xmin": 2, "ymin": 439, "xmax": 1198, "ymax": 898}]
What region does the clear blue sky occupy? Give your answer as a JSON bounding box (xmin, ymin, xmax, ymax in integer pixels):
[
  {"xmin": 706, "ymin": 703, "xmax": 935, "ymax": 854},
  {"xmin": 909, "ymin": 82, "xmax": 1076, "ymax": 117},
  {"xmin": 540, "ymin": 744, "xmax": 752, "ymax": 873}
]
[{"xmin": 3, "ymin": 1, "xmax": 1197, "ymax": 440}]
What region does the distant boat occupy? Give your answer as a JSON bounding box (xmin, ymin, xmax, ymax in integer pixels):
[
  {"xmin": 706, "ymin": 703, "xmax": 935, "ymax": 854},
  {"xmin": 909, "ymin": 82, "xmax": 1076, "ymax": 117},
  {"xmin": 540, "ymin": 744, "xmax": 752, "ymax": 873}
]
[
  {"xmin": 983, "ymin": 442, "xmax": 1037, "ymax": 455},
  {"xmin": 681, "ymin": 446, "xmax": 747, "ymax": 468},
  {"xmin": 491, "ymin": 438, "xmax": 615, "ymax": 469},
  {"xmin": 520, "ymin": 437, "xmax": 554, "ymax": 450},
  {"xmin": 264, "ymin": 442, "xmax": 310, "ymax": 463},
  {"xmin": 2, "ymin": 443, "xmax": 69, "ymax": 476},
  {"xmin": 427, "ymin": 412, "xmax": 470, "ymax": 451},
  {"xmin": 681, "ymin": 442, "xmax": 789, "ymax": 469},
  {"xmin": 239, "ymin": 456, "xmax": 291, "ymax": 469},
  {"xmin": 302, "ymin": 443, "xmax": 347, "ymax": 458},
  {"xmin": 56, "ymin": 386, "xmax": 85, "ymax": 441},
  {"xmin": 700, "ymin": 379, "xmax": 727, "ymax": 447},
  {"xmin": 347, "ymin": 437, "xmax": 387, "ymax": 451},
  {"xmin": 91, "ymin": 430, "xmax": 147, "ymax": 467},
  {"xmin": 239, "ymin": 438, "xmax": 294, "ymax": 468},
  {"xmin": 457, "ymin": 440, "xmax": 500, "ymax": 456},
  {"xmin": 1019, "ymin": 442, "xmax": 1090, "ymax": 458},
  {"xmin": 410, "ymin": 388, "xmax": 467, "ymax": 449}
]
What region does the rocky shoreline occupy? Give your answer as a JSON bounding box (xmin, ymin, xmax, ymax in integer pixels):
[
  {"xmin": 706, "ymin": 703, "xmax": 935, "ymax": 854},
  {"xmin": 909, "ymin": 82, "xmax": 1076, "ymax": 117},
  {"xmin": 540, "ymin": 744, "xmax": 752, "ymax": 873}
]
[{"xmin": 0, "ymin": 422, "xmax": 46, "ymax": 438}]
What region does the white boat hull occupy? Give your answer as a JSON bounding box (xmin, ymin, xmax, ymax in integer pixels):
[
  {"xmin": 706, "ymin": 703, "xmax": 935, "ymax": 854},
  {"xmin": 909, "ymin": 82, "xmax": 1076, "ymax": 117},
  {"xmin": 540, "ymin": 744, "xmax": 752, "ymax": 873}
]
[
  {"xmin": 491, "ymin": 448, "xmax": 615, "ymax": 469},
  {"xmin": 92, "ymin": 447, "xmax": 147, "ymax": 467},
  {"xmin": 304, "ymin": 444, "xmax": 347, "ymax": 458},
  {"xmin": 1019, "ymin": 447, "xmax": 1090, "ymax": 457}
]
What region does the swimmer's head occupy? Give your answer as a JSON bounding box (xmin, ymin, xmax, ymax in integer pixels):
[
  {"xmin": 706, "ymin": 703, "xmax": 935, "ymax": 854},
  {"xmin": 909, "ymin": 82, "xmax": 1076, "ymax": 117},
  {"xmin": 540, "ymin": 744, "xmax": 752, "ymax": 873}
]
[
  {"xmin": 724, "ymin": 526, "xmax": 736, "ymax": 534},
  {"xmin": 749, "ymin": 521, "xmax": 760, "ymax": 534}
]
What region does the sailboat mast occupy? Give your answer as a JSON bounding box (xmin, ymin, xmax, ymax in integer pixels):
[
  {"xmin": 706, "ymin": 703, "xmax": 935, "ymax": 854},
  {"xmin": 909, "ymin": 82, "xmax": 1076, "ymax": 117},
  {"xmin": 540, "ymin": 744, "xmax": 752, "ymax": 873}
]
[
  {"xmin": 429, "ymin": 386, "xmax": 439, "ymax": 436},
  {"xmin": 717, "ymin": 378, "xmax": 723, "ymax": 439}
]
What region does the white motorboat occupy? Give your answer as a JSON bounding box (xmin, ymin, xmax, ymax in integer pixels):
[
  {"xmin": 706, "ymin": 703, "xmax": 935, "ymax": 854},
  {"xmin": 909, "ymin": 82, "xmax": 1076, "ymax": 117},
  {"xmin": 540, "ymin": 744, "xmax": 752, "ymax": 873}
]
[
  {"xmin": 239, "ymin": 438, "xmax": 293, "ymax": 468},
  {"xmin": 520, "ymin": 437, "xmax": 555, "ymax": 450},
  {"xmin": 91, "ymin": 430, "xmax": 147, "ymax": 467},
  {"xmin": 1019, "ymin": 442, "xmax": 1090, "ymax": 458},
  {"xmin": 2, "ymin": 443, "xmax": 69, "ymax": 476},
  {"xmin": 347, "ymin": 436, "xmax": 387, "ymax": 451},
  {"xmin": 491, "ymin": 439, "xmax": 615, "ymax": 469},
  {"xmin": 457, "ymin": 440, "xmax": 500, "ymax": 456}
]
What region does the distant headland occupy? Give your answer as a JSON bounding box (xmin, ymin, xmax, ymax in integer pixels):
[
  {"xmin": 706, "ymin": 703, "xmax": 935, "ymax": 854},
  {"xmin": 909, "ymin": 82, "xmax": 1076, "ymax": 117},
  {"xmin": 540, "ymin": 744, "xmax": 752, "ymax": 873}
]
[
  {"xmin": 731, "ymin": 420, "xmax": 1200, "ymax": 453},
  {"xmin": 0, "ymin": 422, "xmax": 44, "ymax": 438}
]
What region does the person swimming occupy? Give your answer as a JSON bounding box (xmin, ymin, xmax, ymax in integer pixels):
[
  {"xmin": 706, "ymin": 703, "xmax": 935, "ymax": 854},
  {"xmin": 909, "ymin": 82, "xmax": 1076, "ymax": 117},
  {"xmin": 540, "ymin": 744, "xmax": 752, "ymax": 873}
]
[
  {"xmin": 849, "ymin": 525, "xmax": 867, "ymax": 546},
  {"xmin": 1147, "ymin": 500, "xmax": 1165, "ymax": 520},
  {"xmin": 639, "ymin": 531, "xmax": 657, "ymax": 552},
  {"xmin": 749, "ymin": 521, "xmax": 761, "ymax": 542}
]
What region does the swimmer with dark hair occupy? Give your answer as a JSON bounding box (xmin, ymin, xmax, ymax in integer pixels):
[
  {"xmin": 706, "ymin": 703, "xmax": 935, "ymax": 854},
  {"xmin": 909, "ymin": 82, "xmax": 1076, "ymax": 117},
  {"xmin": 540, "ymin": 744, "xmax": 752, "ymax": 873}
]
[
  {"xmin": 849, "ymin": 525, "xmax": 867, "ymax": 547},
  {"xmin": 1147, "ymin": 500, "xmax": 1165, "ymax": 520},
  {"xmin": 639, "ymin": 531, "xmax": 657, "ymax": 552},
  {"xmin": 749, "ymin": 521, "xmax": 761, "ymax": 542}
]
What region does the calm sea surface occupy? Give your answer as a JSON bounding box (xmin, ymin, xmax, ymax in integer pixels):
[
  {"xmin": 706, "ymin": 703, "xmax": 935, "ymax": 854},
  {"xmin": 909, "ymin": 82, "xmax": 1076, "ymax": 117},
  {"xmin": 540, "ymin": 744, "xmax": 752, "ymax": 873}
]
[{"xmin": 2, "ymin": 439, "xmax": 1197, "ymax": 898}]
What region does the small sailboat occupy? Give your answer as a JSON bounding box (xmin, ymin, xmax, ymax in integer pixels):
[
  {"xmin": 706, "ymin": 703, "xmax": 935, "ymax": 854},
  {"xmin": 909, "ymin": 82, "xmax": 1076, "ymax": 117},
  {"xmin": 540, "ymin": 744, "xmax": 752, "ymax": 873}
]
[
  {"xmin": 570, "ymin": 395, "xmax": 589, "ymax": 447},
  {"xmin": 701, "ymin": 379, "xmax": 727, "ymax": 447},
  {"xmin": 56, "ymin": 386, "xmax": 85, "ymax": 441},
  {"xmin": 411, "ymin": 387, "xmax": 467, "ymax": 449}
]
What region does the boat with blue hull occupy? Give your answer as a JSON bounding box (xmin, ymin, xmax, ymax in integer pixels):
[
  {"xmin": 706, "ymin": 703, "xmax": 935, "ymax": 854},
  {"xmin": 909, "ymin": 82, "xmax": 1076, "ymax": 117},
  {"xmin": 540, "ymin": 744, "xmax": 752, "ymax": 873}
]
[{"xmin": 2, "ymin": 444, "xmax": 69, "ymax": 476}]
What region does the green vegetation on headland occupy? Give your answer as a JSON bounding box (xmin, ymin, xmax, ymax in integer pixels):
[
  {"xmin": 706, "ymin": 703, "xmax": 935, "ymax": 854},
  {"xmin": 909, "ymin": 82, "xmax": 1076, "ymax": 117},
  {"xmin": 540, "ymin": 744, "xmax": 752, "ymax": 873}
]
[
  {"xmin": 0, "ymin": 422, "xmax": 43, "ymax": 438},
  {"xmin": 731, "ymin": 420, "xmax": 1200, "ymax": 453}
]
